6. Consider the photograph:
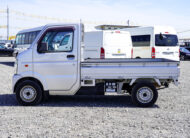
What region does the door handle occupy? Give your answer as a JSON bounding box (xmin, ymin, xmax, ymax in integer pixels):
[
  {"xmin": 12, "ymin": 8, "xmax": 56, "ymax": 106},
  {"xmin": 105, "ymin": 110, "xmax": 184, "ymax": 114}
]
[{"xmin": 67, "ymin": 55, "xmax": 75, "ymax": 58}]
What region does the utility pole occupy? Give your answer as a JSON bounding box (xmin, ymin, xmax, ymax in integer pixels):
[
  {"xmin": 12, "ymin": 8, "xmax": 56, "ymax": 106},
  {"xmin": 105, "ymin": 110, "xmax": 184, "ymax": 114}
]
[
  {"xmin": 7, "ymin": 6, "xmax": 9, "ymax": 41},
  {"xmin": 127, "ymin": 20, "xmax": 130, "ymax": 26}
]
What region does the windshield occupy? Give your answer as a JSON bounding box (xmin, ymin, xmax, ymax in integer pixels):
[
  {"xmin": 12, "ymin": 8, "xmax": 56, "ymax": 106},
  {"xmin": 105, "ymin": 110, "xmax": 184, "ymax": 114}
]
[{"xmin": 155, "ymin": 34, "xmax": 178, "ymax": 46}]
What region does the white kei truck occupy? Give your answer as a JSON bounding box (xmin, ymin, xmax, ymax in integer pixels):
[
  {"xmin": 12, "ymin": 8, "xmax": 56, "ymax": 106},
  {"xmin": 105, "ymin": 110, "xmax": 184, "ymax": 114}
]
[{"xmin": 13, "ymin": 23, "xmax": 180, "ymax": 107}]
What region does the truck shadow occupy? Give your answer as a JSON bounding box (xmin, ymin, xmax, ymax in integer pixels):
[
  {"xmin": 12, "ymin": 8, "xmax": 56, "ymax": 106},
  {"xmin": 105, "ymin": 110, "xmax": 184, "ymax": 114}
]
[{"xmin": 0, "ymin": 94, "xmax": 159, "ymax": 108}]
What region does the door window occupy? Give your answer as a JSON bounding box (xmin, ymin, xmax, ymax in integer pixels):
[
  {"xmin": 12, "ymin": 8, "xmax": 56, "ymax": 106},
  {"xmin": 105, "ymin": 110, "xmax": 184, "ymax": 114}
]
[
  {"xmin": 39, "ymin": 29, "xmax": 73, "ymax": 52},
  {"xmin": 131, "ymin": 35, "xmax": 151, "ymax": 47}
]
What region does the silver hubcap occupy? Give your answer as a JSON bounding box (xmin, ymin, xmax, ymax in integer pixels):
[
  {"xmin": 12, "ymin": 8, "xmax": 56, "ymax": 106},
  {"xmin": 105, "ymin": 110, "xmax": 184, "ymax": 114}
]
[
  {"xmin": 20, "ymin": 86, "xmax": 37, "ymax": 102},
  {"xmin": 136, "ymin": 87, "xmax": 153, "ymax": 104}
]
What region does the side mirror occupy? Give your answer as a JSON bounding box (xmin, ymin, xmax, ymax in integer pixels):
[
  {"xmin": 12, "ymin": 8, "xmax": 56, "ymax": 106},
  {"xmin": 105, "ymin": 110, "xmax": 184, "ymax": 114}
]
[{"xmin": 38, "ymin": 42, "xmax": 48, "ymax": 53}]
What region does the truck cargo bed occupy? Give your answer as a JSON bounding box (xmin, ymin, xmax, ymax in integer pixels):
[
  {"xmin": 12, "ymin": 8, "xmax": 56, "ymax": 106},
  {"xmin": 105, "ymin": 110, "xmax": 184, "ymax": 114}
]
[{"xmin": 81, "ymin": 58, "xmax": 180, "ymax": 80}]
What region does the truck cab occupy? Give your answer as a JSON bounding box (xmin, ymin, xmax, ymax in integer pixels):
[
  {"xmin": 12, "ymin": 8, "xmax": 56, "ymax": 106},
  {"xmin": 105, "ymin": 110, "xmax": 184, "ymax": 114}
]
[{"xmin": 14, "ymin": 24, "xmax": 82, "ymax": 96}]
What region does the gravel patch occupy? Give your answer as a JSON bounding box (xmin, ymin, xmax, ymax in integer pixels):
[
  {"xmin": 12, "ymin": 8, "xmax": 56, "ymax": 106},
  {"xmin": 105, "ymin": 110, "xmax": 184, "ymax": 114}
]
[{"xmin": 0, "ymin": 57, "xmax": 189, "ymax": 138}]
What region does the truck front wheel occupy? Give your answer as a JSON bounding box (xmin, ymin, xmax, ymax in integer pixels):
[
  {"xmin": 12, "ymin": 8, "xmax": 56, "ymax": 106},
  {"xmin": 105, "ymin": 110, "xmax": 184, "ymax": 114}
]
[
  {"xmin": 131, "ymin": 81, "xmax": 158, "ymax": 107},
  {"xmin": 15, "ymin": 80, "xmax": 43, "ymax": 106}
]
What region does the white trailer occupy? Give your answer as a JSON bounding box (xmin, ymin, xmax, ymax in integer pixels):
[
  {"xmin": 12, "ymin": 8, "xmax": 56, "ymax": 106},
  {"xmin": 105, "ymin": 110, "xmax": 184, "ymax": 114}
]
[
  {"xmin": 83, "ymin": 30, "xmax": 132, "ymax": 59},
  {"xmin": 13, "ymin": 23, "xmax": 180, "ymax": 107}
]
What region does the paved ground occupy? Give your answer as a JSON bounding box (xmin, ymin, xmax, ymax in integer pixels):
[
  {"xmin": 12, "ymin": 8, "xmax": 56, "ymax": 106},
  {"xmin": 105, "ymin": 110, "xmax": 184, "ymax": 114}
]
[{"xmin": 0, "ymin": 57, "xmax": 189, "ymax": 138}]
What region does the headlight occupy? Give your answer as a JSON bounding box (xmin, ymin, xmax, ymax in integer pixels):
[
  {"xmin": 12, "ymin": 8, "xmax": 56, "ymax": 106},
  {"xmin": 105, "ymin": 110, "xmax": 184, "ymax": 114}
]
[{"xmin": 14, "ymin": 59, "xmax": 18, "ymax": 74}]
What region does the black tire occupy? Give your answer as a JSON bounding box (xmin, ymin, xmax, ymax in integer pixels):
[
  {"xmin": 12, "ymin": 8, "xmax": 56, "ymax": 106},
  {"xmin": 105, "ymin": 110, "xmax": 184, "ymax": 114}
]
[
  {"xmin": 96, "ymin": 83, "xmax": 105, "ymax": 95},
  {"xmin": 15, "ymin": 80, "xmax": 43, "ymax": 106},
  {"xmin": 131, "ymin": 81, "xmax": 158, "ymax": 107},
  {"xmin": 123, "ymin": 83, "xmax": 132, "ymax": 95}
]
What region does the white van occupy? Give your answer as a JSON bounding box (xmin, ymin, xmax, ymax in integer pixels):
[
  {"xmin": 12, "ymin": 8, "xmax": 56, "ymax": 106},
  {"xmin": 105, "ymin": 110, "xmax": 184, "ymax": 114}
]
[
  {"xmin": 123, "ymin": 26, "xmax": 180, "ymax": 61},
  {"xmin": 83, "ymin": 30, "xmax": 133, "ymax": 59},
  {"xmin": 14, "ymin": 26, "xmax": 43, "ymax": 55}
]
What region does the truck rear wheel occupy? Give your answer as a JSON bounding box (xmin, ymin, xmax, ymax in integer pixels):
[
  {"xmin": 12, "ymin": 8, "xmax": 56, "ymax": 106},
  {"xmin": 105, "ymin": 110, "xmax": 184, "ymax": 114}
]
[
  {"xmin": 131, "ymin": 81, "xmax": 158, "ymax": 107},
  {"xmin": 15, "ymin": 80, "xmax": 43, "ymax": 106}
]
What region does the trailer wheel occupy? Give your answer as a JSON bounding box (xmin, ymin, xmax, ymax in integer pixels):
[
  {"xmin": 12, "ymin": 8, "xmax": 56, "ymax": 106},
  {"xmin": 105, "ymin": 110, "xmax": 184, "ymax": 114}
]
[
  {"xmin": 15, "ymin": 80, "xmax": 43, "ymax": 106},
  {"xmin": 131, "ymin": 81, "xmax": 158, "ymax": 107}
]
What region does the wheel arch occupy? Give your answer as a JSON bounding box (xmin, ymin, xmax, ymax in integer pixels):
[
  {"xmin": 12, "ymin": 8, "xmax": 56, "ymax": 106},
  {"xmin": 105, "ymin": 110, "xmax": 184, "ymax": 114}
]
[
  {"xmin": 13, "ymin": 77, "xmax": 44, "ymax": 93},
  {"xmin": 136, "ymin": 57, "xmax": 141, "ymax": 59},
  {"xmin": 130, "ymin": 78, "xmax": 161, "ymax": 88}
]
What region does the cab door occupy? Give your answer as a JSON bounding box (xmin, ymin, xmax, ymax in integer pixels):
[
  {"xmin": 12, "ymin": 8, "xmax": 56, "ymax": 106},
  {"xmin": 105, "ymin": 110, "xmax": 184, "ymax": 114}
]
[{"xmin": 33, "ymin": 25, "xmax": 80, "ymax": 95}]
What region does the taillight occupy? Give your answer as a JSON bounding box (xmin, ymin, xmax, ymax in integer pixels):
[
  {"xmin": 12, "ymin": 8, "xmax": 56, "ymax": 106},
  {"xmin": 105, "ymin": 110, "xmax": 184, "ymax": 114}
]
[
  {"xmin": 100, "ymin": 47, "xmax": 105, "ymax": 59},
  {"xmin": 152, "ymin": 47, "xmax": 156, "ymax": 58},
  {"xmin": 131, "ymin": 48, "xmax": 133, "ymax": 58}
]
